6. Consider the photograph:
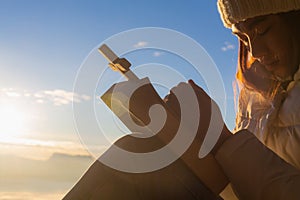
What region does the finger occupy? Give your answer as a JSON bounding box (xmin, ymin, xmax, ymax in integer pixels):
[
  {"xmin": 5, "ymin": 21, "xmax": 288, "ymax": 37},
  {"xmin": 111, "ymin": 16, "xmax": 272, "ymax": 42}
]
[
  {"xmin": 188, "ymin": 79, "xmax": 195, "ymax": 85},
  {"xmin": 188, "ymin": 79, "xmax": 202, "ymax": 90},
  {"xmin": 188, "ymin": 79, "xmax": 205, "ymax": 93}
]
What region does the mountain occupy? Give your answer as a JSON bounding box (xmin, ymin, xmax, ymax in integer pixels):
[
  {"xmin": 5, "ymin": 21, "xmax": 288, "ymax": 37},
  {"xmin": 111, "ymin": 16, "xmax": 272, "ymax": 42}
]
[{"xmin": 0, "ymin": 152, "xmax": 94, "ymax": 193}]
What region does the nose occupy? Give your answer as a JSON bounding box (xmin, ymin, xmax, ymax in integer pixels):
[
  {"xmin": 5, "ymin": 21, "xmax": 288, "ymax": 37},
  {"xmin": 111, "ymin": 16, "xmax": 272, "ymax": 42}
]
[{"xmin": 248, "ymin": 36, "xmax": 268, "ymax": 60}]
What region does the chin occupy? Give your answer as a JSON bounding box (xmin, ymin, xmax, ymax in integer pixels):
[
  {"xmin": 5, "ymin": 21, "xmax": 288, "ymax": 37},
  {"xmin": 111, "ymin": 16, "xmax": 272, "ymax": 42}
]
[{"xmin": 273, "ymin": 70, "xmax": 293, "ymax": 81}]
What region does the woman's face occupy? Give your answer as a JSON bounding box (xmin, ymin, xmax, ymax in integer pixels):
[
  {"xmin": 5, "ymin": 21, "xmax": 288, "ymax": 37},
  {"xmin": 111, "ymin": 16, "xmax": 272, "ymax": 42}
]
[{"xmin": 232, "ymin": 14, "xmax": 300, "ymax": 79}]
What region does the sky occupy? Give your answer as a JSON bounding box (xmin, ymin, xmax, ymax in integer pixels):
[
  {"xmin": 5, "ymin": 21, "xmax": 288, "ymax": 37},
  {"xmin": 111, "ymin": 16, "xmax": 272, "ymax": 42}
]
[{"xmin": 0, "ymin": 0, "xmax": 239, "ymax": 199}]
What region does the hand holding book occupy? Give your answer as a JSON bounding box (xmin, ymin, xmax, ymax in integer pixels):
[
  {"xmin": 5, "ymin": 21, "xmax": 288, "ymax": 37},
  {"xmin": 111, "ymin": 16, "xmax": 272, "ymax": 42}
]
[{"xmin": 99, "ymin": 44, "xmax": 230, "ymax": 195}]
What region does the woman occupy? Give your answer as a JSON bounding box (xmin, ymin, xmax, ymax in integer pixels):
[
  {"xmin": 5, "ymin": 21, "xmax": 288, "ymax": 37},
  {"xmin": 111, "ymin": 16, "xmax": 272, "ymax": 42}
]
[
  {"xmin": 64, "ymin": 1, "xmax": 300, "ymax": 199},
  {"xmin": 206, "ymin": 0, "xmax": 300, "ymax": 199},
  {"xmin": 166, "ymin": 1, "xmax": 300, "ymax": 199},
  {"xmin": 229, "ymin": 6, "xmax": 300, "ymax": 169}
]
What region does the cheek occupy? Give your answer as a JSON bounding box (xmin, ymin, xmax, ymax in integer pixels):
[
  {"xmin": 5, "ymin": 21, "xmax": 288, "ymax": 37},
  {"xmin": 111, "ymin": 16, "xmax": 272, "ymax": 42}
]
[
  {"xmin": 278, "ymin": 36, "xmax": 298, "ymax": 69},
  {"xmin": 269, "ymin": 29, "xmax": 294, "ymax": 64},
  {"xmin": 276, "ymin": 43, "xmax": 297, "ymax": 77}
]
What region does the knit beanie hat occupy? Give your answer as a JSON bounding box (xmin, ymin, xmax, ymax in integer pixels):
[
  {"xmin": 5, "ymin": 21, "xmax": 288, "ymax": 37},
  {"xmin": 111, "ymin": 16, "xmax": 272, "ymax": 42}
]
[{"xmin": 218, "ymin": 0, "xmax": 300, "ymax": 28}]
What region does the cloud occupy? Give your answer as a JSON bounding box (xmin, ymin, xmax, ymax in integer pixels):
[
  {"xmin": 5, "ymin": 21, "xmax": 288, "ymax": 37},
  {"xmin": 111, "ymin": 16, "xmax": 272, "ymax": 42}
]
[
  {"xmin": 24, "ymin": 93, "xmax": 31, "ymax": 97},
  {"xmin": 221, "ymin": 42, "xmax": 235, "ymax": 51},
  {"xmin": 40, "ymin": 89, "xmax": 91, "ymax": 106},
  {"xmin": 41, "ymin": 89, "xmax": 85, "ymax": 106},
  {"xmin": 0, "ymin": 88, "xmax": 91, "ymax": 106},
  {"xmin": 133, "ymin": 41, "xmax": 148, "ymax": 48},
  {"xmin": 6, "ymin": 91, "xmax": 21, "ymax": 97},
  {"xmin": 36, "ymin": 99, "xmax": 44, "ymax": 104},
  {"xmin": 1, "ymin": 88, "xmax": 21, "ymax": 98},
  {"xmin": 0, "ymin": 135, "xmax": 110, "ymax": 161},
  {"xmin": 34, "ymin": 93, "xmax": 44, "ymax": 98},
  {"xmin": 0, "ymin": 137, "xmax": 97, "ymax": 160},
  {"xmin": 153, "ymin": 51, "xmax": 164, "ymax": 57}
]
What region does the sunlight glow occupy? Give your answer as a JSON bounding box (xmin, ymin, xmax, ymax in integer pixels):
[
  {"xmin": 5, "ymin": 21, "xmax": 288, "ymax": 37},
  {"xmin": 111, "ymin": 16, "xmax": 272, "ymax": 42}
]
[{"xmin": 0, "ymin": 103, "xmax": 28, "ymax": 139}]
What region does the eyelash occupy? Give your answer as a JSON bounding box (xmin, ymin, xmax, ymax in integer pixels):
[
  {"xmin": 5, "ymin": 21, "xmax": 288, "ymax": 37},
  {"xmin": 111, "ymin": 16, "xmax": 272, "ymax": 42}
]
[
  {"xmin": 256, "ymin": 26, "xmax": 271, "ymax": 36},
  {"xmin": 238, "ymin": 26, "xmax": 271, "ymax": 47}
]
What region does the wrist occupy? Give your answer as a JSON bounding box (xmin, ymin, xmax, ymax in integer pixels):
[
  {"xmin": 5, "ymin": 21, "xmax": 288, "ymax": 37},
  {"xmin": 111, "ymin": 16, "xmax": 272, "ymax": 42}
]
[{"xmin": 211, "ymin": 125, "xmax": 233, "ymax": 156}]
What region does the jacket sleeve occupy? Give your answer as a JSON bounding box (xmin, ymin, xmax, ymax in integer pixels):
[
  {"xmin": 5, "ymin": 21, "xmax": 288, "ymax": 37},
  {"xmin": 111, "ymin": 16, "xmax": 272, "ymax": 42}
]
[
  {"xmin": 264, "ymin": 125, "xmax": 300, "ymax": 170},
  {"xmin": 265, "ymin": 81, "xmax": 300, "ymax": 169},
  {"xmin": 215, "ymin": 129, "xmax": 300, "ymax": 200},
  {"xmin": 235, "ymin": 84, "xmax": 300, "ymax": 169}
]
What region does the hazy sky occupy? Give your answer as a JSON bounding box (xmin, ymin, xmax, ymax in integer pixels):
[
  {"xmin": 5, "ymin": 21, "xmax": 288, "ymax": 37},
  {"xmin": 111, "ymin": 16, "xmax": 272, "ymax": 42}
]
[{"xmin": 0, "ymin": 0, "xmax": 239, "ymax": 199}]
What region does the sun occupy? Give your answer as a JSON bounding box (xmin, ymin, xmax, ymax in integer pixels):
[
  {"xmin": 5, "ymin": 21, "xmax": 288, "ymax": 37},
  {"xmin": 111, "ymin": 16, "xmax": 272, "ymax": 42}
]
[{"xmin": 0, "ymin": 103, "xmax": 28, "ymax": 139}]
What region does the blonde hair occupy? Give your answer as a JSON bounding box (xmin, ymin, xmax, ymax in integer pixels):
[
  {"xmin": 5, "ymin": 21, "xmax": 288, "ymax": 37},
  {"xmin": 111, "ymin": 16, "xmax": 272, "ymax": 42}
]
[{"xmin": 236, "ymin": 41, "xmax": 281, "ymax": 100}]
